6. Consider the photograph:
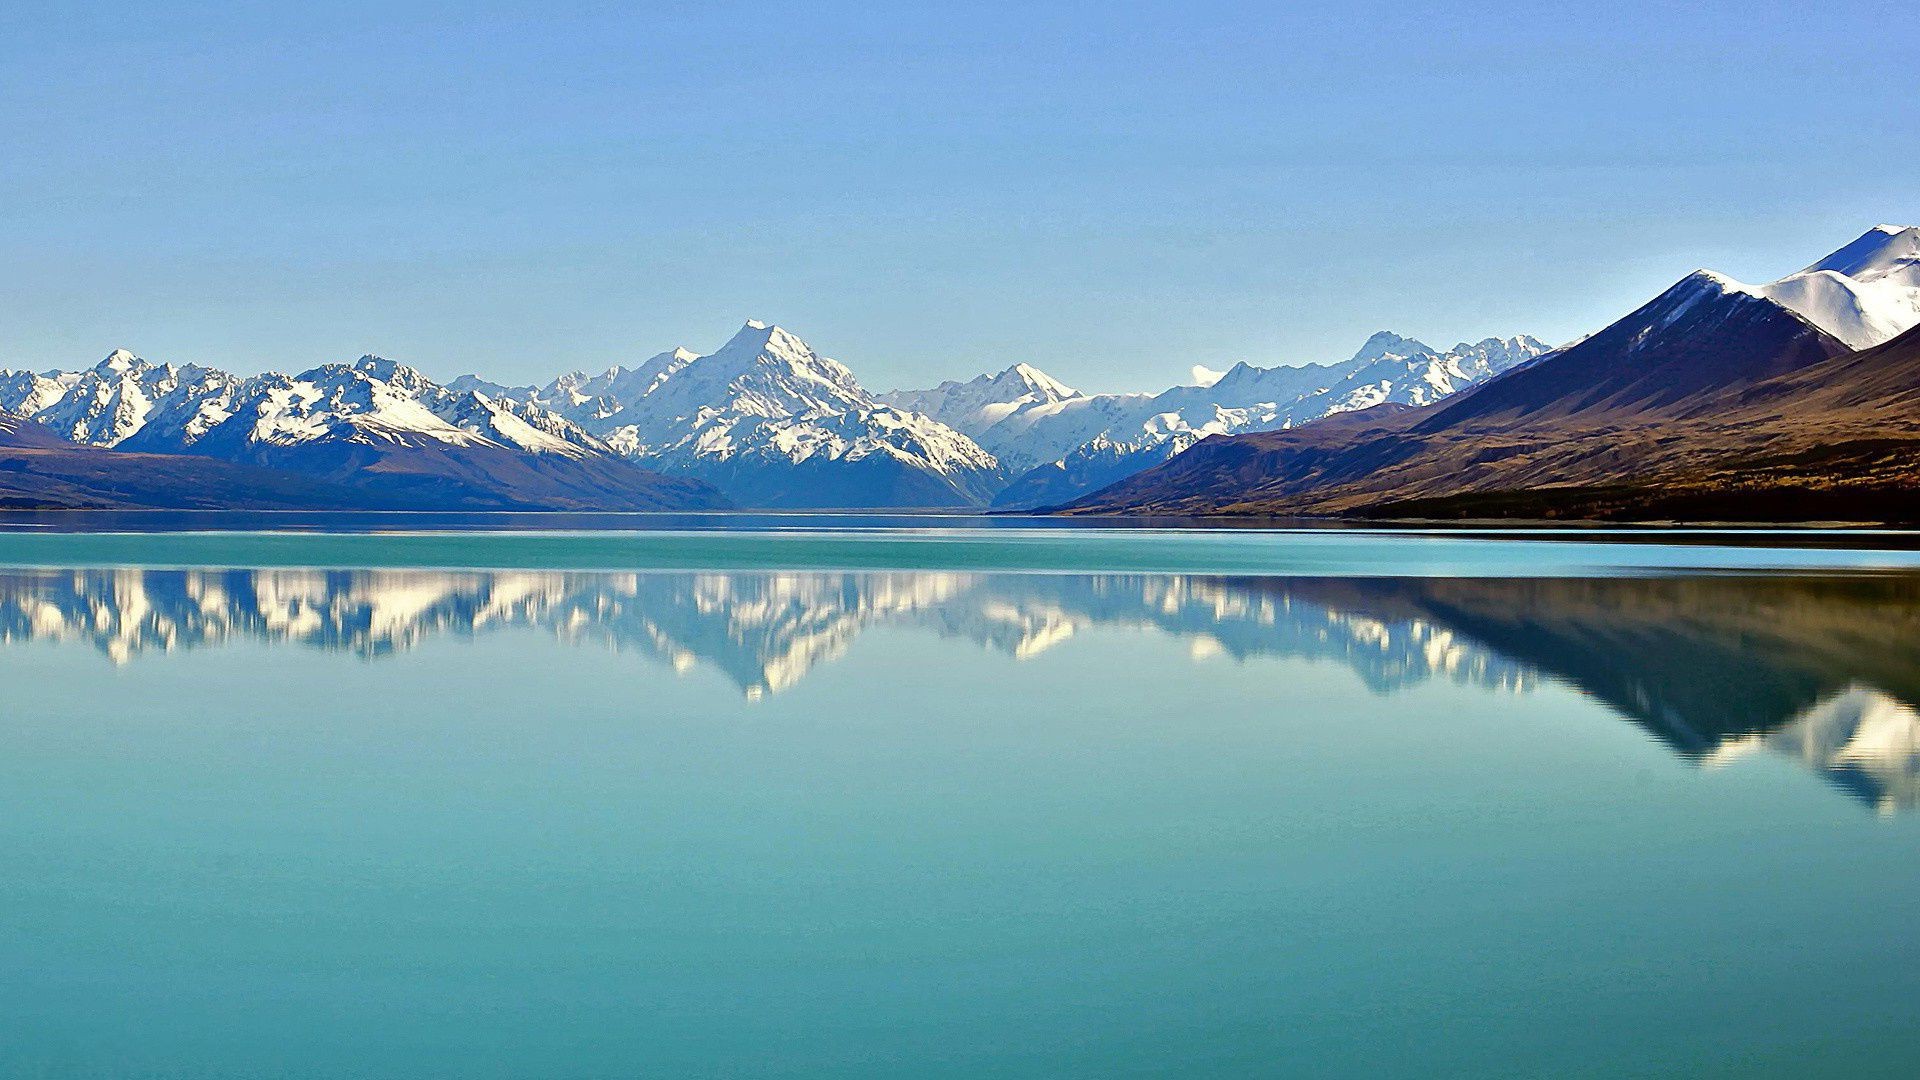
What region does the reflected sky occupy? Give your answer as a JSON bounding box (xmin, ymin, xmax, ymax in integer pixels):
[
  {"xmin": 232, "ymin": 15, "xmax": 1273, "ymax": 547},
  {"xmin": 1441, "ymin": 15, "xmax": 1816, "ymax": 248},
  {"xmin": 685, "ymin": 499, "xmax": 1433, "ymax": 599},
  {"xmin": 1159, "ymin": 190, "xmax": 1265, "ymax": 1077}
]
[{"xmin": 5, "ymin": 566, "xmax": 1917, "ymax": 812}]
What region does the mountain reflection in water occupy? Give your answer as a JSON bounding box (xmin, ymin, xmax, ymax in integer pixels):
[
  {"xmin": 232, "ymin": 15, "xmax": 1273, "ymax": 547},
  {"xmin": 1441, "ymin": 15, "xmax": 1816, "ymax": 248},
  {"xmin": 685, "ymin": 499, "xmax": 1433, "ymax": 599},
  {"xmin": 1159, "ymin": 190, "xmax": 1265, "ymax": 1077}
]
[{"xmin": 3, "ymin": 568, "xmax": 1917, "ymax": 812}]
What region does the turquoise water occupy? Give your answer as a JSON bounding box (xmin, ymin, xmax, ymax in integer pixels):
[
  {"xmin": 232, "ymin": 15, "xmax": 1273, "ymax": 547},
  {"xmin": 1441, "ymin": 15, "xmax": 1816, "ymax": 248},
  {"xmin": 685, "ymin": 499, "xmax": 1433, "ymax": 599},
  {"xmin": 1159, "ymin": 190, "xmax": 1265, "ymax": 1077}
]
[{"xmin": 3, "ymin": 526, "xmax": 1919, "ymax": 1077}]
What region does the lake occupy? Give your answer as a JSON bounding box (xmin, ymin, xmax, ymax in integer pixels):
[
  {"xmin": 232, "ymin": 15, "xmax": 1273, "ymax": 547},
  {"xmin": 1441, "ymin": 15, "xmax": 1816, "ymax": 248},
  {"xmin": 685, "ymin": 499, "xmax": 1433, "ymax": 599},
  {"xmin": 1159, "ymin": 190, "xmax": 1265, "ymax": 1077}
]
[{"xmin": 2, "ymin": 519, "xmax": 1917, "ymax": 1078}]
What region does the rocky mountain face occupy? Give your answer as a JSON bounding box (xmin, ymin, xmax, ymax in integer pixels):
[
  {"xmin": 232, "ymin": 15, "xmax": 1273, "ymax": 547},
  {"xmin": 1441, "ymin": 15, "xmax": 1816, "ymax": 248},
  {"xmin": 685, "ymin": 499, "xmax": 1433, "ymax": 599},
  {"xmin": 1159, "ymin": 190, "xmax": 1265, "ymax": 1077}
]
[{"xmin": 1066, "ymin": 228, "xmax": 1920, "ymax": 521}]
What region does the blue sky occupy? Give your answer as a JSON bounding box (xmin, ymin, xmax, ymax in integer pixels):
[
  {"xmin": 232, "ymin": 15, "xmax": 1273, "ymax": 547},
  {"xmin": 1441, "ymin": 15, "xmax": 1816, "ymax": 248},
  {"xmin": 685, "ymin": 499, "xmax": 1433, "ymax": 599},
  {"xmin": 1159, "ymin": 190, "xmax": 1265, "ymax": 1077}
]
[{"xmin": 0, "ymin": 0, "xmax": 1913, "ymax": 391}]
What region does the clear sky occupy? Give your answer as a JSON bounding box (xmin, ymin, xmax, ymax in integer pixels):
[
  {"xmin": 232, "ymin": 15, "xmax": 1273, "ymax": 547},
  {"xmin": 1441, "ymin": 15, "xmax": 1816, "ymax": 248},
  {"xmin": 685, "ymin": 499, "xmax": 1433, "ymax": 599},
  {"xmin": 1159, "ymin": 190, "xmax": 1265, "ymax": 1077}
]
[{"xmin": 0, "ymin": 0, "xmax": 1913, "ymax": 392}]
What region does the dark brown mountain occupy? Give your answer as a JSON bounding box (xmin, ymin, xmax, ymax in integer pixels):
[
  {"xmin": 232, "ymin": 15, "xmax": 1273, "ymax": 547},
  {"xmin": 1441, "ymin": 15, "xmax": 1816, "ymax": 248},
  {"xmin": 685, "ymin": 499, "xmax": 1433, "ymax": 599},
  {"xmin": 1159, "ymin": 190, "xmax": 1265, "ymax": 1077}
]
[
  {"xmin": 0, "ymin": 411, "xmax": 728, "ymax": 511},
  {"xmin": 1063, "ymin": 272, "xmax": 1920, "ymax": 522},
  {"xmin": 0, "ymin": 412, "xmax": 385, "ymax": 510},
  {"xmin": 186, "ymin": 429, "xmax": 730, "ymax": 512}
]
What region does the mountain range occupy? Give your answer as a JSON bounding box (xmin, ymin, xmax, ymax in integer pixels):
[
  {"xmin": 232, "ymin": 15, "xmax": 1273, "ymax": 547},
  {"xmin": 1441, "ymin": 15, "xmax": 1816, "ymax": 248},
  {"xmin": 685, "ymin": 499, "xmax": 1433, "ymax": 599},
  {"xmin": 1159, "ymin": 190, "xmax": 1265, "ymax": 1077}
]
[
  {"xmin": 885, "ymin": 332, "xmax": 1549, "ymax": 508},
  {"xmin": 1, "ymin": 318, "xmax": 1544, "ymax": 511},
  {"xmin": 4, "ymin": 222, "xmax": 1915, "ymax": 518},
  {"xmin": 1067, "ymin": 224, "xmax": 1920, "ymax": 521},
  {"xmin": 0, "ymin": 352, "xmax": 725, "ymax": 511}
]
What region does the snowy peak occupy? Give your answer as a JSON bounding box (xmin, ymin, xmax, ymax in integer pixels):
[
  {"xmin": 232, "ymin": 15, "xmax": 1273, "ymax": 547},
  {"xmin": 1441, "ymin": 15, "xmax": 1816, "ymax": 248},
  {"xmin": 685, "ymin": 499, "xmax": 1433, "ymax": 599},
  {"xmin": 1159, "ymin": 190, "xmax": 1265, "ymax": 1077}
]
[
  {"xmin": 878, "ymin": 360, "xmax": 1084, "ymax": 448},
  {"xmin": 997, "ymin": 362, "xmax": 1080, "ymax": 400},
  {"xmin": 522, "ymin": 321, "xmax": 1006, "ymax": 507},
  {"xmin": 1450, "ymin": 335, "xmax": 1551, "ymax": 364},
  {"xmin": 1800, "ymin": 224, "xmax": 1920, "ymax": 280},
  {"xmin": 1602, "ymin": 268, "xmax": 1809, "ymax": 353},
  {"xmin": 714, "ymin": 320, "xmax": 832, "ymax": 371},
  {"xmin": 673, "ymin": 321, "xmax": 868, "ymax": 409},
  {"xmin": 537, "ymin": 347, "xmax": 703, "ymax": 417},
  {"xmin": 6, "ymin": 350, "xmax": 248, "ymax": 449},
  {"xmin": 1349, "ymin": 331, "xmax": 1438, "ymax": 363},
  {"xmin": 1732, "ymin": 225, "xmax": 1920, "ymax": 350},
  {"xmin": 988, "ymin": 329, "xmax": 1547, "ymax": 508},
  {"xmin": 2, "ymin": 344, "xmax": 621, "ymax": 463},
  {"xmin": 647, "ymin": 322, "xmax": 873, "ymax": 426},
  {"xmin": 95, "ymin": 348, "xmax": 146, "ymax": 375}
]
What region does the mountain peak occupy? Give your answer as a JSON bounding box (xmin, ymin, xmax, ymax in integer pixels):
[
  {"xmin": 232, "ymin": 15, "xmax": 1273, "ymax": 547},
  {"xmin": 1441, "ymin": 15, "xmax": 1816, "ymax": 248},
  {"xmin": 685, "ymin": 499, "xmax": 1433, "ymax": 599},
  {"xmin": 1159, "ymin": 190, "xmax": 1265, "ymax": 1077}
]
[
  {"xmin": 345, "ymin": 355, "xmax": 435, "ymax": 392},
  {"xmin": 998, "ymin": 362, "xmax": 1078, "ymax": 399},
  {"xmin": 1349, "ymin": 331, "xmax": 1435, "ymax": 363},
  {"xmin": 95, "ymin": 348, "xmax": 144, "ymax": 374},
  {"xmin": 1677, "ymin": 268, "xmax": 1757, "ymax": 296},
  {"xmin": 719, "ymin": 320, "xmax": 810, "ymax": 358},
  {"xmin": 1800, "ymin": 224, "xmax": 1920, "ymax": 280}
]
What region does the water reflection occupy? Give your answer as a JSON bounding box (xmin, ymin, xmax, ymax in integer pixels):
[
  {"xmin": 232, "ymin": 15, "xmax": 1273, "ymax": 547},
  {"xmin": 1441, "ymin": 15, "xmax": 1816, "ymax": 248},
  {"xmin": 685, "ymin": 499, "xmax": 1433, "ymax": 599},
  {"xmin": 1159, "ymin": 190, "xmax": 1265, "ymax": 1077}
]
[{"xmin": 3, "ymin": 568, "xmax": 1918, "ymax": 811}]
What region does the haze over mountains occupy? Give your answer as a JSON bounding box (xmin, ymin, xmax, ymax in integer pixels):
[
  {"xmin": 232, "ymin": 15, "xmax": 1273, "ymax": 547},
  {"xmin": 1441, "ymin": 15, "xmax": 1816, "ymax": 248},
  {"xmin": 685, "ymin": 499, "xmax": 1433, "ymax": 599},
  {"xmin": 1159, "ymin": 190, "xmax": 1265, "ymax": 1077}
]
[{"xmin": 3, "ymin": 223, "xmax": 1915, "ymax": 517}]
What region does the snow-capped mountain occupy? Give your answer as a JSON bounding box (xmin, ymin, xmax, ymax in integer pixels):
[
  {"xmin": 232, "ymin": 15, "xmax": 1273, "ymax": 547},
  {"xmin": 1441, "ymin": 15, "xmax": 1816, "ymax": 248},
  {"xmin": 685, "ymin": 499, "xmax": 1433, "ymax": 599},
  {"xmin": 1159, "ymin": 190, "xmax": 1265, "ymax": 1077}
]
[
  {"xmin": 981, "ymin": 332, "xmax": 1550, "ymax": 508},
  {"xmin": 508, "ymin": 322, "xmax": 1009, "ymax": 508},
  {"xmin": 878, "ymin": 362, "xmax": 1084, "ymax": 445},
  {"xmin": 0, "ymin": 369, "xmax": 80, "ymax": 419},
  {"xmin": 20, "ymin": 350, "xmax": 243, "ymax": 449},
  {"xmin": 0, "ymin": 352, "xmax": 724, "ymax": 510},
  {"xmin": 1721, "ymin": 224, "xmax": 1920, "ymax": 350},
  {"xmin": 186, "ymin": 355, "xmax": 611, "ymax": 461},
  {"xmin": 1065, "ymin": 231, "xmax": 1868, "ymax": 518},
  {"xmin": 1, "ymin": 318, "xmax": 1547, "ymax": 510}
]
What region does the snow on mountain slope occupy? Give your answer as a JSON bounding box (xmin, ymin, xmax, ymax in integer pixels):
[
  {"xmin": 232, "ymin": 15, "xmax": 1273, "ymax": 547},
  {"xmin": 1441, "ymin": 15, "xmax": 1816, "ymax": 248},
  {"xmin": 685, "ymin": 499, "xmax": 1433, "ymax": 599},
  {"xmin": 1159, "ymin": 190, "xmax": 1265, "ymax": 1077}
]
[
  {"xmin": 526, "ymin": 322, "xmax": 1008, "ymax": 507},
  {"xmin": 587, "ymin": 322, "xmax": 875, "ymax": 458},
  {"xmin": 0, "ymin": 369, "xmax": 79, "ymax": 418},
  {"xmin": 0, "ymin": 351, "xmax": 723, "ymax": 510},
  {"xmin": 1733, "ymin": 225, "xmax": 1920, "ymax": 350},
  {"xmin": 878, "ymin": 362, "xmax": 1083, "ymax": 444},
  {"xmin": 992, "ymin": 430, "xmax": 1203, "ymax": 512},
  {"xmin": 532, "ymin": 347, "xmax": 703, "ymax": 426},
  {"xmin": 0, "ymin": 352, "xmax": 610, "ymax": 460},
  {"xmin": 178, "ymin": 356, "xmax": 723, "ymax": 509},
  {"xmin": 3, "ymin": 317, "xmax": 1544, "ymax": 510},
  {"xmin": 188, "ymin": 357, "xmax": 524, "ymax": 455},
  {"xmin": 650, "ymin": 406, "xmax": 1008, "ymax": 508},
  {"xmin": 988, "ymin": 332, "xmax": 1548, "ymax": 507},
  {"xmin": 6, "ymin": 350, "xmax": 244, "ymax": 449}
]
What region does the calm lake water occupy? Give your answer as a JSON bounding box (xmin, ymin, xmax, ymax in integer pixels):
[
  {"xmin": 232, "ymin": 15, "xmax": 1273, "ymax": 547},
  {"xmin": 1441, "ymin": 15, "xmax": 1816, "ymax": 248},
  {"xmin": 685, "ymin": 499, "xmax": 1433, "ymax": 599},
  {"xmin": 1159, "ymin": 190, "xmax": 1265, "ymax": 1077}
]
[{"xmin": 3, "ymin": 522, "xmax": 1918, "ymax": 1078}]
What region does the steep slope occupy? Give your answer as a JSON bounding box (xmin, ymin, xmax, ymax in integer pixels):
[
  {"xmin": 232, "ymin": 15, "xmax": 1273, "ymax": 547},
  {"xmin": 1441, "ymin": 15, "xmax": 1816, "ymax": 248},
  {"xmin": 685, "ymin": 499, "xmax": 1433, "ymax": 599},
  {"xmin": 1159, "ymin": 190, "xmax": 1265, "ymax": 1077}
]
[
  {"xmin": 988, "ymin": 332, "xmax": 1547, "ymax": 507},
  {"xmin": 4, "ymin": 353, "xmax": 727, "ymax": 511},
  {"xmin": 182, "ymin": 357, "xmax": 725, "ymax": 510},
  {"xmin": 0, "ymin": 410, "xmax": 388, "ymax": 510},
  {"xmin": 991, "ymin": 431, "xmax": 1203, "ymax": 512},
  {"xmin": 522, "ymin": 322, "xmax": 1008, "ymax": 508},
  {"xmin": 878, "ymin": 363, "xmax": 1083, "ymax": 447},
  {"xmin": 1067, "ymin": 264, "xmax": 1864, "ymax": 520},
  {"xmin": 17, "ymin": 350, "xmax": 243, "ymax": 448},
  {"xmin": 1753, "ymin": 224, "xmax": 1920, "ymax": 349}
]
